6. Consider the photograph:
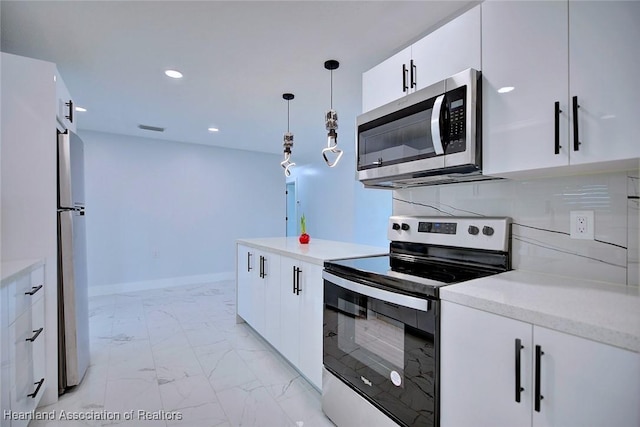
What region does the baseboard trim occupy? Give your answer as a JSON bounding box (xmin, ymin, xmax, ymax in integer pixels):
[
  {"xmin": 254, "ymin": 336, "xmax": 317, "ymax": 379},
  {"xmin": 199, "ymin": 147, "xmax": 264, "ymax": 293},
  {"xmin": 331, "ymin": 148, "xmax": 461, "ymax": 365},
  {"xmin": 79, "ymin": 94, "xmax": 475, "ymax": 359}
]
[{"xmin": 88, "ymin": 272, "xmax": 234, "ymax": 297}]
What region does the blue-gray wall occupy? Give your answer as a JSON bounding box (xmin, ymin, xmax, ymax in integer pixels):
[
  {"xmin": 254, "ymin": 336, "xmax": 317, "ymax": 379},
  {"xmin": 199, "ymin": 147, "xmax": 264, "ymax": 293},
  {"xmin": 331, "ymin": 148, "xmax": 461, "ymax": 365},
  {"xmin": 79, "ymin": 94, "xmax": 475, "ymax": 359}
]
[{"xmin": 81, "ymin": 130, "xmax": 284, "ymax": 291}]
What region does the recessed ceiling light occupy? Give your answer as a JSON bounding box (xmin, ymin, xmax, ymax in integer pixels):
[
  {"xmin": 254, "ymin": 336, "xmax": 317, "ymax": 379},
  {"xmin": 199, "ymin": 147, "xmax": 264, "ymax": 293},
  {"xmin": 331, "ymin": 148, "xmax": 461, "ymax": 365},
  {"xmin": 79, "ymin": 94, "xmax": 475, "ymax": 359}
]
[
  {"xmin": 75, "ymin": 106, "xmax": 87, "ymax": 112},
  {"xmin": 498, "ymin": 86, "xmax": 515, "ymax": 94},
  {"xmin": 208, "ymin": 127, "xmax": 219, "ymax": 132},
  {"xmin": 165, "ymin": 69, "xmax": 183, "ymax": 79}
]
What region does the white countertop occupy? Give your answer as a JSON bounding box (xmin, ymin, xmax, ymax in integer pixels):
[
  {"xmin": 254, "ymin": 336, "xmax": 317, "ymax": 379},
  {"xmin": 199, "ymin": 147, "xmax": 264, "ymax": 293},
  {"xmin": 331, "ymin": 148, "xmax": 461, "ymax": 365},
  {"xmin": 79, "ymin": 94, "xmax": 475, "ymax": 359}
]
[
  {"xmin": 1, "ymin": 258, "xmax": 45, "ymax": 284},
  {"xmin": 237, "ymin": 237, "xmax": 387, "ymax": 266},
  {"xmin": 440, "ymin": 270, "xmax": 640, "ymax": 353}
]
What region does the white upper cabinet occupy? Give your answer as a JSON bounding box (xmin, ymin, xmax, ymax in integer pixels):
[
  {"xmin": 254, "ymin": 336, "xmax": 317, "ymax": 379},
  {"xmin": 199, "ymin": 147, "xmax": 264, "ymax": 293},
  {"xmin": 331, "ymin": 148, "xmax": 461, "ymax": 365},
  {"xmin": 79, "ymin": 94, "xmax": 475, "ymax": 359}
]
[
  {"xmin": 362, "ymin": 5, "xmax": 481, "ymax": 113},
  {"xmin": 362, "ymin": 46, "xmax": 412, "ymax": 112},
  {"xmin": 482, "ymin": 0, "xmax": 640, "ymax": 177},
  {"xmin": 55, "ymin": 68, "xmax": 76, "ymax": 133},
  {"xmin": 568, "ymin": 1, "xmax": 640, "ymax": 166},
  {"xmin": 411, "ymin": 5, "xmax": 481, "ymax": 91},
  {"xmin": 482, "ymin": 1, "xmax": 569, "ymax": 176}
]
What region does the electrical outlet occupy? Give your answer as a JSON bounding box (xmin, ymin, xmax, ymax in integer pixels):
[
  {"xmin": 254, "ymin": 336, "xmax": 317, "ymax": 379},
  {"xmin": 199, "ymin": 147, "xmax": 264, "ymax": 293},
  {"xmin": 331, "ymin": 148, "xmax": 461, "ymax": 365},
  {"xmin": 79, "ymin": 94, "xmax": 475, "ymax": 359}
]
[{"xmin": 570, "ymin": 210, "xmax": 594, "ymax": 240}]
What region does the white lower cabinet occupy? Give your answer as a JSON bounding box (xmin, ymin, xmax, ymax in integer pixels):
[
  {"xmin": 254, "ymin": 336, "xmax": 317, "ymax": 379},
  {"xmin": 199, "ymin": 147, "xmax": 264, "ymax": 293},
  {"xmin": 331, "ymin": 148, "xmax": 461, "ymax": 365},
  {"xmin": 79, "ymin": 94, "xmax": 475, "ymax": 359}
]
[
  {"xmin": 279, "ymin": 257, "xmax": 323, "ymax": 389},
  {"xmin": 236, "ymin": 245, "xmax": 324, "ymax": 390},
  {"xmin": 441, "ymin": 301, "xmax": 640, "ymax": 427},
  {"xmin": 236, "ymin": 245, "xmax": 281, "ymax": 347},
  {"xmin": 236, "ymin": 245, "xmax": 254, "ymax": 326},
  {"xmin": 1, "ymin": 262, "xmax": 46, "ymax": 427},
  {"xmin": 440, "ymin": 301, "xmax": 532, "ymax": 427},
  {"xmin": 259, "ymin": 251, "xmax": 281, "ymax": 350}
]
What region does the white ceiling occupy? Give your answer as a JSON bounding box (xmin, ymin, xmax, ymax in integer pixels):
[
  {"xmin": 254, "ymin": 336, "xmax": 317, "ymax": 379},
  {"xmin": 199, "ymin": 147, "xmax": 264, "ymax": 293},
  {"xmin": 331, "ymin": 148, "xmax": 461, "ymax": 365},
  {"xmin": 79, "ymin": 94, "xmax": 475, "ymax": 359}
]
[{"xmin": 1, "ymin": 1, "xmax": 476, "ymax": 164}]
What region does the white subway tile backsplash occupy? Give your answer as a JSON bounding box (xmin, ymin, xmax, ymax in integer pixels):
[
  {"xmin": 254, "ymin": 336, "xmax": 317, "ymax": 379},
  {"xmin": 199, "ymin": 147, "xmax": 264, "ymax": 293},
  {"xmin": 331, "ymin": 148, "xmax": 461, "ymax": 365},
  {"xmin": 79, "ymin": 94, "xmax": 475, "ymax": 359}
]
[{"xmin": 394, "ymin": 170, "xmax": 638, "ymax": 286}]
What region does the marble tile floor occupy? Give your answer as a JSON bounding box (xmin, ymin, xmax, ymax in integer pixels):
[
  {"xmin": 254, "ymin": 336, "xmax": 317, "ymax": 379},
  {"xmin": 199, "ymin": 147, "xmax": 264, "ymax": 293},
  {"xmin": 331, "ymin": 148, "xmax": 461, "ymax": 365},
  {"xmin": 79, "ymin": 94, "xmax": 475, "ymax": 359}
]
[{"xmin": 31, "ymin": 281, "xmax": 335, "ymax": 427}]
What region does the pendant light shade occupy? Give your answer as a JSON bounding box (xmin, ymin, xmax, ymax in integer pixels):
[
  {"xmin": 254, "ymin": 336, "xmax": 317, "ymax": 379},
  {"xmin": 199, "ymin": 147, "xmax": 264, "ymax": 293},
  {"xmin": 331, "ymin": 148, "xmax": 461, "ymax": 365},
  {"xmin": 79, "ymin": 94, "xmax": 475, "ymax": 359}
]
[
  {"xmin": 280, "ymin": 93, "xmax": 296, "ymax": 177},
  {"xmin": 322, "ymin": 60, "xmax": 343, "ymax": 167}
]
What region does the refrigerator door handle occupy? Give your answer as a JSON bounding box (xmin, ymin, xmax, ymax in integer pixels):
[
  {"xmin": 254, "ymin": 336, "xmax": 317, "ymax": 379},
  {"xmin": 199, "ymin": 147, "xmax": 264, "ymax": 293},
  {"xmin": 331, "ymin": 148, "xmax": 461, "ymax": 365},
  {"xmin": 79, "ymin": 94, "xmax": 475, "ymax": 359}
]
[{"xmin": 58, "ymin": 131, "xmax": 73, "ymax": 208}]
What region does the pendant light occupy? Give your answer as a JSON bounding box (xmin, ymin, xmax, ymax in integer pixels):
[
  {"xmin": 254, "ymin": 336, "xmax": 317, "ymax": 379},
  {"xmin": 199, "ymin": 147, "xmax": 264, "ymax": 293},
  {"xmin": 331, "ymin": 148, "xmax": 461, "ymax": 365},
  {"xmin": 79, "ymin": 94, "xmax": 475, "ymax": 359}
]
[
  {"xmin": 322, "ymin": 60, "xmax": 343, "ymax": 167},
  {"xmin": 280, "ymin": 93, "xmax": 296, "ymax": 177}
]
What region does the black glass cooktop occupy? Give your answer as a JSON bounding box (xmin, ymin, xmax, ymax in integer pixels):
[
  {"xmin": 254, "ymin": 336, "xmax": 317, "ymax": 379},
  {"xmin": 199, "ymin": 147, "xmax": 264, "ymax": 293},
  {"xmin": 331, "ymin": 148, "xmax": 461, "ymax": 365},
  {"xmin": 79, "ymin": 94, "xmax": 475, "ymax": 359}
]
[{"xmin": 324, "ymin": 251, "xmax": 506, "ymax": 299}]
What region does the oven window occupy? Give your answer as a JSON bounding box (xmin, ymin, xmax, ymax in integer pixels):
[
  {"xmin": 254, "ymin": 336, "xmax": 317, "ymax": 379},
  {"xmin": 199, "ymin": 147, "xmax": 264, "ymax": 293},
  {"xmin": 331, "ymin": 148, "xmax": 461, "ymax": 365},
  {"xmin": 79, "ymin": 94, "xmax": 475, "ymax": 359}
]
[
  {"xmin": 324, "ymin": 280, "xmax": 437, "ymax": 427},
  {"xmin": 338, "ymin": 309, "xmax": 405, "ymax": 387}
]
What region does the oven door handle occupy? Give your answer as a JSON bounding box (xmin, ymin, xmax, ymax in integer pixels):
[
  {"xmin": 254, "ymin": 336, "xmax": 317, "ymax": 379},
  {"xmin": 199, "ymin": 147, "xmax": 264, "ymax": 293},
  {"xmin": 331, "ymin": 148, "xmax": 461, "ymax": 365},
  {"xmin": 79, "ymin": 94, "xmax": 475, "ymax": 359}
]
[
  {"xmin": 431, "ymin": 94, "xmax": 446, "ymax": 156},
  {"xmin": 323, "ymin": 271, "xmax": 431, "ymax": 312}
]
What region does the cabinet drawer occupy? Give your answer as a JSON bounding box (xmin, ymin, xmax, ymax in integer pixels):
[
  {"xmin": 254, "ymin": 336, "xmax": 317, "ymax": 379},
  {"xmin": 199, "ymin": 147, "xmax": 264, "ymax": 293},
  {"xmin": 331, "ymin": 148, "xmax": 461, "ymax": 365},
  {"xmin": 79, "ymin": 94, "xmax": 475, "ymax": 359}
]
[
  {"xmin": 9, "ymin": 310, "xmax": 36, "ymax": 417},
  {"xmin": 8, "ymin": 266, "xmax": 44, "ymax": 323},
  {"xmin": 31, "ymin": 297, "xmax": 46, "ymax": 406}
]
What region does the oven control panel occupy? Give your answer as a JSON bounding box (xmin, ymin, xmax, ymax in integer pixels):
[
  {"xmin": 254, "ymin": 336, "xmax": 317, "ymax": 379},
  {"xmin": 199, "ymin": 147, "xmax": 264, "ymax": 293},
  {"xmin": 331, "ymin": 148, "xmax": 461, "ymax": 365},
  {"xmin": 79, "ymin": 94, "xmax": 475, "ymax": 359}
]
[
  {"xmin": 388, "ymin": 216, "xmax": 511, "ymax": 252},
  {"xmin": 417, "ymin": 221, "xmax": 457, "ymax": 234}
]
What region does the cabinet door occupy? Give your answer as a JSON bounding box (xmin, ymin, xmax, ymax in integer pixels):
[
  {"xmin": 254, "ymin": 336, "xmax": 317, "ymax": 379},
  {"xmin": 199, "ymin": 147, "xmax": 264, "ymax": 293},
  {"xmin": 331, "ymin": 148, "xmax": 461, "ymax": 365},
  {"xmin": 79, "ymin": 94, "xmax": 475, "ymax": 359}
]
[
  {"xmin": 261, "ymin": 251, "xmax": 281, "ymax": 350},
  {"xmin": 9, "ymin": 310, "xmax": 36, "ymax": 427},
  {"xmin": 55, "ymin": 69, "xmax": 76, "ymax": 132},
  {"xmin": 279, "ymin": 257, "xmax": 301, "ymax": 366},
  {"xmin": 412, "ymin": 5, "xmax": 481, "ymax": 91},
  {"xmin": 568, "ymin": 1, "xmax": 640, "ymax": 166},
  {"xmin": 0, "ymin": 284, "xmax": 9, "ymax": 427},
  {"xmin": 482, "ymin": 1, "xmax": 570, "ymax": 177},
  {"xmin": 249, "ymin": 250, "xmax": 280, "ymax": 338},
  {"xmin": 440, "ymin": 301, "xmax": 533, "ymax": 427},
  {"xmin": 297, "ymin": 261, "xmax": 323, "ymax": 389},
  {"xmin": 533, "ymin": 326, "xmax": 640, "ymax": 427},
  {"xmin": 362, "ymin": 46, "xmax": 412, "ymax": 112},
  {"xmin": 236, "ymin": 245, "xmax": 255, "ymax": 325}
]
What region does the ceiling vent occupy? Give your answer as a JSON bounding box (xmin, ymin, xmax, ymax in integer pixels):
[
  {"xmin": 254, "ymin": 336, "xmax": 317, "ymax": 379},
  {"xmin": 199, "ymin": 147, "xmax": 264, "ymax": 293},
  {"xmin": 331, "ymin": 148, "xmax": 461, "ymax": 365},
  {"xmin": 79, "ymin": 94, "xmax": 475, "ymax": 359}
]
[{"xmin": 138, "ymin": 124, "xmax": 165, "ymax": 132}]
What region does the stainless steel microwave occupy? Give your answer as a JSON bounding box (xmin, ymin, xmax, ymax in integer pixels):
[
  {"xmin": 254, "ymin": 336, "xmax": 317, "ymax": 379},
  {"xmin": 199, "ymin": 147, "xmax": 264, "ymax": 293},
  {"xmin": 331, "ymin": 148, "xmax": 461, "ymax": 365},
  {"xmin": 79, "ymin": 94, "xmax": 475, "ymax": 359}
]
[{"xmin": 356, "ymin": 68, "xmax": 487, "ymax": 188}]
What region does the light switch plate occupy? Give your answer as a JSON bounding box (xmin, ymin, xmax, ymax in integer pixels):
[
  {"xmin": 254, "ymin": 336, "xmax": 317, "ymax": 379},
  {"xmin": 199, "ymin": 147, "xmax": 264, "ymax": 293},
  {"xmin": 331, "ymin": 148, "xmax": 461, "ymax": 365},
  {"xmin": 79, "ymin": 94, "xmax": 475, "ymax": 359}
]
[{"xmin": 570, "ymin": 210, "xmax": 594, "ymax": 240}]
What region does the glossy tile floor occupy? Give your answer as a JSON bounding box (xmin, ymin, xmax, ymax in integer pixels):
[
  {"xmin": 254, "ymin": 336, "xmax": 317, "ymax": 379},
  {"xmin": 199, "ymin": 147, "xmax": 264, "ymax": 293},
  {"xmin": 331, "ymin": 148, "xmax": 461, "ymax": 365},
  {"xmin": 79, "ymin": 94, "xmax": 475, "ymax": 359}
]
[{"xmin": 32, "ymin": 281, "xmax": 334, "ymax": 427}]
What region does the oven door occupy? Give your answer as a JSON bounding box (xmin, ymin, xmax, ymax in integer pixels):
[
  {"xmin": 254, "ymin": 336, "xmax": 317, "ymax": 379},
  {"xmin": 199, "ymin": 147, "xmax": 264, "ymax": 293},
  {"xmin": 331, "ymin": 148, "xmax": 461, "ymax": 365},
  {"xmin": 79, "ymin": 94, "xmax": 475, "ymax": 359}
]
[{"xmin": 323, "ymin": 271, "xmax": 438, "ymax": 427}]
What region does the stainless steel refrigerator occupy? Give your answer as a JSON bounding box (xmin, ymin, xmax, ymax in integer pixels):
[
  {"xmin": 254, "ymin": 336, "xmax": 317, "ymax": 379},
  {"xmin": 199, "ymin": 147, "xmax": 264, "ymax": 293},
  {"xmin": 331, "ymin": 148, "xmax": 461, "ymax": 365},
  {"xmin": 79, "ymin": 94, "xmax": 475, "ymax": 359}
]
[{"xmin": 57, "ymin": 130, "xmax": 90, "ymax": 393}]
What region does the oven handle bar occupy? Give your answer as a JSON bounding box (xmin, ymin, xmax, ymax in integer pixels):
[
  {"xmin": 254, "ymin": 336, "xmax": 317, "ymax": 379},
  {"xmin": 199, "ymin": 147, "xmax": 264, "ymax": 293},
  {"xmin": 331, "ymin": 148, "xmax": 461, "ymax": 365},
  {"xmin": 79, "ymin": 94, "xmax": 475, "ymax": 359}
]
[{"xmin": 323, "ymin": 271, "xmax": 432, "ymax": 312}]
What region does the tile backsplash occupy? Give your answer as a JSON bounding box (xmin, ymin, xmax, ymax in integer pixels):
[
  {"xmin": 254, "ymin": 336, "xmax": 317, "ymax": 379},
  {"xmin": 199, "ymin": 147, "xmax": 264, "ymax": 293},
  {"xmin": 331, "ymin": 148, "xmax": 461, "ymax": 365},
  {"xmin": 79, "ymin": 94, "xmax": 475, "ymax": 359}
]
[{"xmin": 394, "ymin": 171, "xmax": 639, "ymax": 286}]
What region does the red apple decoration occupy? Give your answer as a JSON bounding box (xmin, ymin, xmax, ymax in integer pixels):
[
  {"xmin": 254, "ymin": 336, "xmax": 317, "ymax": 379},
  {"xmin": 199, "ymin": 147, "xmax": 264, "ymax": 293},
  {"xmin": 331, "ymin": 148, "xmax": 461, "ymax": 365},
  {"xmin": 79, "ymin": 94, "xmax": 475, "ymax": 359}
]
[{"xmin": 299, "ymin": 214, "xmax": 310, "ymax": 244}]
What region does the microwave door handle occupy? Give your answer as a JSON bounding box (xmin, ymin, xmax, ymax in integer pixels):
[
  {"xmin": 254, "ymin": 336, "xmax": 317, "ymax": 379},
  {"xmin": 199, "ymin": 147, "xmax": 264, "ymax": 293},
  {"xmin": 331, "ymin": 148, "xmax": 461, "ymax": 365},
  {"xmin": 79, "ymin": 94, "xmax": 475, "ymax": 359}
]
[{"xmin": 431, "ymin": 94, "xmax": 446, "ymax": 155}]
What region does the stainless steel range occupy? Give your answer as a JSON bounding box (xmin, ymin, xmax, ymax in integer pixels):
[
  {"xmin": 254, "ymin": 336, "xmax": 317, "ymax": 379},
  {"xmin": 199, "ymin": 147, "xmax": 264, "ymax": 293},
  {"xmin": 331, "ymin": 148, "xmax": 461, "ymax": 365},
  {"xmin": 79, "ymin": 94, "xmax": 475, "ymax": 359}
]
[{"xmin": 322, "ymin": 216, "xmax": 512, "ymax": 427}]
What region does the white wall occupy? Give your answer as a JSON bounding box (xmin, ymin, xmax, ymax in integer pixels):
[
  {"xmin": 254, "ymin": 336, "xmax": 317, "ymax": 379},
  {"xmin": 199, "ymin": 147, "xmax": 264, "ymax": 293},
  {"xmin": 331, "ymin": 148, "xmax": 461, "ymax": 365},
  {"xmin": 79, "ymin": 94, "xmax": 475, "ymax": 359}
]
[
  {"xmin": 291, "ymin": 152, "xmax": 391, "ymax": 248},
  {"xmin": 81, "ymin": 131, "xmax": 284, "ymax": 294}
]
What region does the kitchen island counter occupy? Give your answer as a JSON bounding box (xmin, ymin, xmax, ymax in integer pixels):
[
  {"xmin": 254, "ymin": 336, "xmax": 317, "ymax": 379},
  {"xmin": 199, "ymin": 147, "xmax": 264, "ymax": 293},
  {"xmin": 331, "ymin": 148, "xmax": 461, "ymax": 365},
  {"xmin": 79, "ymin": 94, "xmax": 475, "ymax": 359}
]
[
  {"xmin": 441, "ymin": 269, "xmax": 640, "ymax": 352},
  {"xmin": 237, "ymin": 237, "xmax": 387, "ymax": 266}
]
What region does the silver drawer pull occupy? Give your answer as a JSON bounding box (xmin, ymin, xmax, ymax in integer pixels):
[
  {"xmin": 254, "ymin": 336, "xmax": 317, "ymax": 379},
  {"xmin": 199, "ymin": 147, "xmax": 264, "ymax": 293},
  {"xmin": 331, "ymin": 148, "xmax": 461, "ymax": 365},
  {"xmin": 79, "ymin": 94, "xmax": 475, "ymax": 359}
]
[
  {"xmin": 26, "ymin": 327, "xmax": 44, "ymax": 342},
  {"xmin": 25, "ymin": 285, "xmax": 43, "ymax": 296}
]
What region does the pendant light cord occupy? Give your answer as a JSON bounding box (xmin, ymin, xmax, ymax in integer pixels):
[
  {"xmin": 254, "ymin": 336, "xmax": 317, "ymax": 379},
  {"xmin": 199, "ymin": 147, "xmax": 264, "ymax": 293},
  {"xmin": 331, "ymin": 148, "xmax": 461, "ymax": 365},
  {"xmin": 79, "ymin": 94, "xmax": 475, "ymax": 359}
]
[
  {"xmin": 287, "ymin": 100, "xmax": 290, "ymax": 132},
  {"xmin": 330, "ymin": 70, "xmax": 333, "ymax": 109}
]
